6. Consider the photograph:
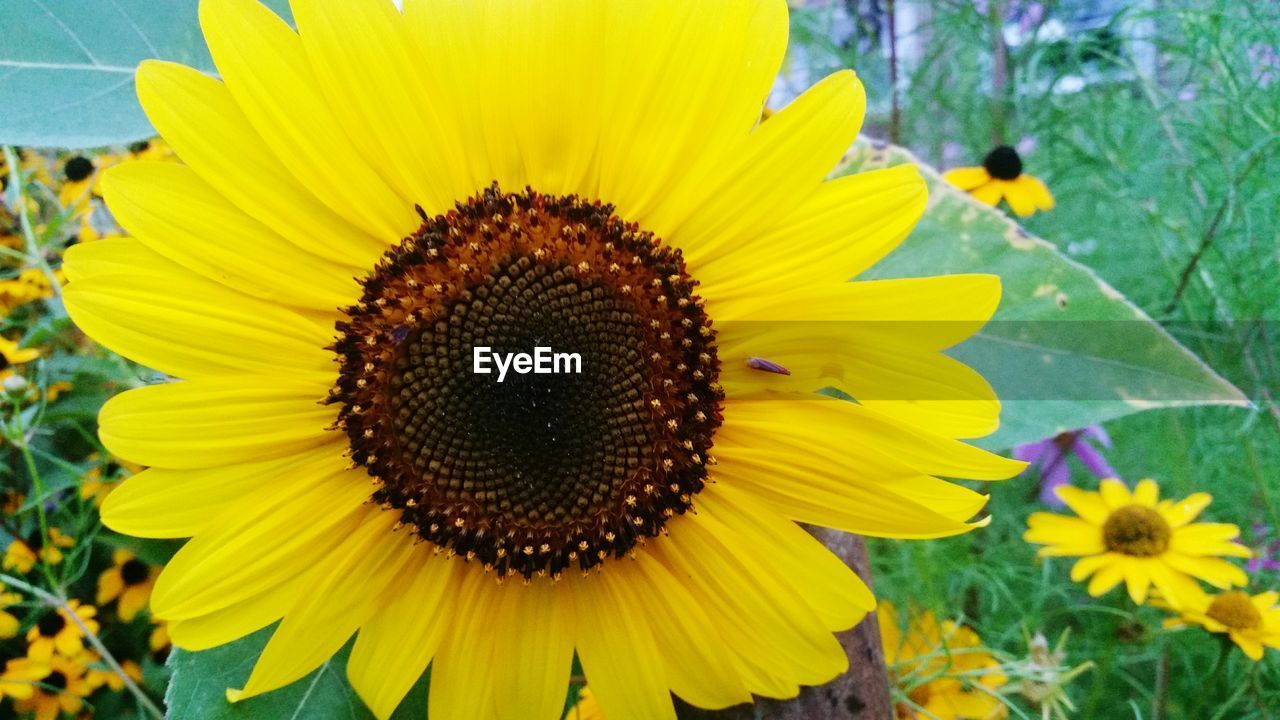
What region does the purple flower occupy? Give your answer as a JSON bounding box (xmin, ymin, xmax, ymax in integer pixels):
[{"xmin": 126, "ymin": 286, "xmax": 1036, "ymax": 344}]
[
  {"xmin": 1013, "ymin": 425, "xmax": 1117, "ymax": 507},
  {"xmin": 1246, "ymin": 523, "xmax": 1280, "ymax": 574}
]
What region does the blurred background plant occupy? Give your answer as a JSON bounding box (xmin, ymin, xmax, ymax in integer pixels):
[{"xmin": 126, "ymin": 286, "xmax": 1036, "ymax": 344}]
[{"xmin": 772, "ymin": 0, "xmax": 1278, "ymax": 717}]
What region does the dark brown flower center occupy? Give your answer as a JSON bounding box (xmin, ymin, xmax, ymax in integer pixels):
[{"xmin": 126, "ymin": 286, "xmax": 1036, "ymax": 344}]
[
  {"xmin": 45, "ymin": 671, "xmax": 68, "ymax": 691},
  {"xmin": 982, "ymin": 145, "xmax": 1023, "ymax": 181},
  {"xmin": 37, "ymin": 612, "xmax": 65, "ymax": 637},
  {"xmin": 1102, "ymin": 504, "xmax": 1171, "ymax": 557},
  {"xmin": 121, "ymin": 558, "xmax": 150, "ymax": 586},
  {"xmin": 331, "ymin": 185, "xmax": 722, "ymax": 580},
  {"xmin": 1206, "ymin": 591, "xmax": 1262, "ymax": 631}
]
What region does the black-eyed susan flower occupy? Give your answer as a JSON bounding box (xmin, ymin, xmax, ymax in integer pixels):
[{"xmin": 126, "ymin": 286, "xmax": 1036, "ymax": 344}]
[
  {"xmin": 878, "ymin": 600, "xmax": 1009, "ymax": 720},
  {"xmin": 66, "ymin": 1, "xmax": 1024, "ymax": 717},
  {"xmin": 12, "ymin": 653, "xmax": 94, "ymax": 720},
  {"xmin": 1163, "ymin": 589, "xmax": 1280, "ymax": 661},
  {"xmin": 944, "ymin": 146, "xmax": 1054, "ymax": 217},
  {"xmin": 96, "ymin": 549, "xmax": 158, "ymax": 621},
  {"xmin": 0, "ymin": 657, "xmax": 47, "ymax": 704},
  {"xmin": 0, "ymin": 583, "xmax": 23, "ymax": 638},
  {"xmin": 56, "ymin": 155, "xmax": 98, "ymax": 211},
  {"xmin": 26, "ymin": 601, "xmax": 99, "ymax": 661},
  {"xmin": 1, "ymin": 529, "xmax": 71, "ymax": 574},
  {"xmin": 1026, "ymin": 479, "xmax": 1251, "ymax": 608}
]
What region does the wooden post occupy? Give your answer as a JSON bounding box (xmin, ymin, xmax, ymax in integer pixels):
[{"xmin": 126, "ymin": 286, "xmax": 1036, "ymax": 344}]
[{"xmin": 675, "ymin": 531, "xmax": 894, "ymax": 720}]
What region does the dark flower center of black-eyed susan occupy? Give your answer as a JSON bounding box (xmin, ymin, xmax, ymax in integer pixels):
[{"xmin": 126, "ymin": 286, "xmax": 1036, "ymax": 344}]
[
  {"xmin": 1102, "ymin": 505, "xmax": 1171, "ymax": 557},
  {"xmin": 331, "ymin": 185, "xmax": 723, "ymax": 580},
  {"xmin": 63, "ymin": 156, "xmax": 93, "ymax": 183},
  {"xmin": 982, "ymin": 145, "xmax": 1023, "ymax": 181},
  {"xmin": 121, "ymin": 559, "xmax": 150, "ymax": 586},
  {"xmin": 37, "ymin": 612, "xmax": 65, "ymax": 637},
  {"xmin": 45, "ymin": 671, "xmax": 68, "ymax": 691},
  {"xmin": 1206, "ymin": 591, "xmax": 1262, "ymax": 630}
]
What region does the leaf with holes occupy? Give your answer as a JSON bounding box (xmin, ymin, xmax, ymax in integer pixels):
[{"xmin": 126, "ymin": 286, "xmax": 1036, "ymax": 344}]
[
  {"xmin": 165, "ymin": 627, "xmax": 429, "ymax": 720},
  {"xmin": 837, "ymin": 139, "xmax": 1247, "ymax": 449},
  {"xmin": 0, "ymin": 0, "xmax": 291, "ymax": 148}
]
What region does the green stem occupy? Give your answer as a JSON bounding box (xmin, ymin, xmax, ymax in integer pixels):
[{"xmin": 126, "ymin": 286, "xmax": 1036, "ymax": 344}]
[
  {"xmin": 11, "ymin": 409, "xmax": 60, "ymax": 590},
  {"xmin": 2, "ymin": 146, "xmax": 64, "ymax": 310}
]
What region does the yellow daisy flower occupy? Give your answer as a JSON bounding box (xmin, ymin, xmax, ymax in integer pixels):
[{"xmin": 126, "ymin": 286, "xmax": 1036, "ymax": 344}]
[
  {"xmin": 66, "ymin": 1, "xmax": 1023, "ymax": 718},
  {"xmin": 26, "ymin": 601, "xmax": 99, "ymax": 661},
  {"xmin": 82, "ymin": 651, "xmax": 143, "ymax": 692},
  {"xmin": 0, "ymin": 582, "xmax": 24, "ymax": 639},
  {"xmin": 12, "ymin": 653, "xmax": 94, "ymax": 720},
  {"xmin": 2, "ymin": 540, "xmax": 38, "ymax": 574},
  {"xmin": 97, "ymin": 549, "xmax": 159, "ymax": 621},
  {"xmin": 943, "ymin": 146, "xmax": 1054, "ymax": 218},
  {"xmin": 878, "ymin": 600, "xmax": 1008, "ymax": 720},
  {"xmin": 38, "ymin": 528, "xmax": 76, "ymax": 567},
  {"xmin": 1163, "ymin": 589, "xmax": 1280, "ymax": 661},
  {"xmin": 1025, "ymin": 479, "xmax": 1251, "ymax": 608},
  {"xmin": 0, "ymin": 657, "xmax": 48, "ymax": 703}
]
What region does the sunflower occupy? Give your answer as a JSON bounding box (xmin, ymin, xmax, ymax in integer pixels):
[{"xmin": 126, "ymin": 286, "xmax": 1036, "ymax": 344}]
[
  {"xmin": 26, "ymin": 601, "xmax": 99, "ymax": 661},
  {"xmin": 12, "ymin": 653, "xmax": 94, "ymax": 720},
  {"xmin": 943, "ymin": 146, "xmax": 1054, "ymax": 218},
  {"xmin": 1025, "ymin": 479, "xmax": 1251, "ymax": 608},
  {"xmin": 878, "ymin": 600, "xmax": 1008, "ymax": 720},
  {"xmin": 67, "ymin": 1, "xmax": 1022, "ymax": 717},
  {"xmin": 1163, "ymin": 590, "xmax": 1280, "ymax": 661},
  {"xmin": 96, "ymin": 549, "xmax": 159, "ymax": 621}
]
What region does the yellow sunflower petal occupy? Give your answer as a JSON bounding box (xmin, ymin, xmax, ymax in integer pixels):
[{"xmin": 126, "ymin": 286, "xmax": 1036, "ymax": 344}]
[
  {"xmin": 234, "ymin": 512, "xmax": 412, "ymax": 701},
  {"xmin": 632, "ymin": 555, "xmax": 753, "ymax": 709},
  {"xmin": 348, "ymin": 550, "xmax": 456, "ymax": 720},
  {"xmin": 150, "ymin": 468, "xmax": 372, "ymax": 620},
  {"xmin": 491, "ymin": 581, "xmax": 575, "ymax": 720},
  {"xmin": 426, "ymin": 573, "xmax": 500, "ymax": 720},
  {"xmin": 1001, "ymin": 178, "xmax": 1036, "ymax": 217},
  {"xmin": 167, "ymin": 570, "xmax": 309, "ymax": 651},
  {"xmin": 571, "ymin": 567, "xmax": 677, "ymax": 720},
  {"xmin": 101, "ymin": 162, "xmax": 361, "ymax": 311},
  {"xmin": 99, "ymin": 379, "xmax": 334, "ymax": 469},
  {"xmin": 1160, "ymin": 492, "xmax": 1213, "ymax": 527},
  {"xmin": 694, "ymin": 164, "xmax": 926, "ymax": 300},
  {"xmin": 135, "ymin": 60, "xmax": 385, "ymax": 267},
  {"xmin": 101, "ymin": 444, "xmax": 346, "ymax": 538},
  {"xmin": 1169, "ymin": 524, "xmax": 1249, "ymax": 556},
  {"xmin": 1132, "ymin": 479, "xmax": 1160, "ymax": 506},
  {"xmin": 62, "ymin": 239, "xmax": 160, "ymax": 283},
  {"xmin": 662, "ymin": 69, "xmax": 864, "ymax": 253},
  {"xmin": 64, "ymin": 269, "xmax": 335, "ymax": 382},
  {"xmin": 199, "ymin": 0, "xmax": 418, "ymax": 240}
]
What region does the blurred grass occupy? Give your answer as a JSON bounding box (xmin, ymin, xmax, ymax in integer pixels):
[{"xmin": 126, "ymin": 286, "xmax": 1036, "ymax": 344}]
[{"xmin": 785, "ymin": 0, "xmax": 1279, "ymax": 716}]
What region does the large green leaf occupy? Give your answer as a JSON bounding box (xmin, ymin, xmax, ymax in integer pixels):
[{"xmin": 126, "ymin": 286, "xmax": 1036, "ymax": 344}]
[
  {"xmin": 166, "ymin": 627, "xmax": 429, "ymax": 720},
  {"xmin": 0, "ymin": 0, "xmax": 291, "ymax": 148},
  {"xmin": 838, "ymin": 140, "xmax": 1247, "ymax": 449}
]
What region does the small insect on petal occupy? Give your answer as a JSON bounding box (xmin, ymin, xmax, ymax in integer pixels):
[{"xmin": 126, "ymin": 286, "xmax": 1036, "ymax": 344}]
[{"xmin": 746, "ymin": 357, "xmax": 791, "ymax": 375}]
